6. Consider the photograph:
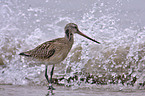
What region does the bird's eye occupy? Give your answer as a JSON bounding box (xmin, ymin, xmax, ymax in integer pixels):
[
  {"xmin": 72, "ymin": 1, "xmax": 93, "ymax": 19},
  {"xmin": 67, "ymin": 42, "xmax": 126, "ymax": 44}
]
[{"xmin": 74, "ymin": 26, "xmax": 77, "ymax": 28}]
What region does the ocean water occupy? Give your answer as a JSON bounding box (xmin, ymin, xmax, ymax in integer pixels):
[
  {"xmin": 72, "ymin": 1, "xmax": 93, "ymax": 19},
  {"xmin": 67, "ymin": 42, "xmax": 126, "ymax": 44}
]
[{"xmin": 0, "ymin": 0, "xmax": 145, "ymax": 91}]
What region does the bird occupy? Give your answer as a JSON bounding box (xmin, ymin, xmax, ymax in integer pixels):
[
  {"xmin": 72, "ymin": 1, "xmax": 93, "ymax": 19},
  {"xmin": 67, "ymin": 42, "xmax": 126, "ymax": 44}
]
[{"xmin": 19, "ymin": 23, "xmax": 100, "ymax": 91}]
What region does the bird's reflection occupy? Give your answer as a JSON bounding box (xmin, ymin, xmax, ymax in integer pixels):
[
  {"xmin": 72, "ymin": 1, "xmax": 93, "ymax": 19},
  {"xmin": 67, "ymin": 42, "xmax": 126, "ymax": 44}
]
[{"xmin": 46, "ymin": 90, "xmax": 55, "ymax": 96}]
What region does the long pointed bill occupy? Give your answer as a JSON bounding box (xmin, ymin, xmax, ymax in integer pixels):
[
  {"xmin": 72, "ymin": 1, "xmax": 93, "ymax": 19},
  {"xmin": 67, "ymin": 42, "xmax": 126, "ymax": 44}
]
[{"xmin": 77, "ymin": 31, "xmax": 101, "ymax": 44}]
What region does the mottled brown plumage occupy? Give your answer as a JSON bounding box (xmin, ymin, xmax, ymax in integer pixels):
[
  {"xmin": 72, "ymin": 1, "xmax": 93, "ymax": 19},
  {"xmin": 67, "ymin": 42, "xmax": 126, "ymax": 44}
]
[
  {"xmin": 20, "ymin": 38, "xmax": 73, "ymax": 64},
  {"xmin": 19, "ymin": 23, "xmax": 100, "ymax": 92}
]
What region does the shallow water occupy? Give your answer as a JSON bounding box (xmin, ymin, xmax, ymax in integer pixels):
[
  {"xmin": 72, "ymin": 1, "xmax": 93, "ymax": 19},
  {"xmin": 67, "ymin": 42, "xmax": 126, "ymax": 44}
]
[
  {"xmin": 0, "ymin": 85, "xmax": 145, "ymax": 96},
  {"xmin": 0, "ymin": 0, "xmax": 145, "ymax": 91}
]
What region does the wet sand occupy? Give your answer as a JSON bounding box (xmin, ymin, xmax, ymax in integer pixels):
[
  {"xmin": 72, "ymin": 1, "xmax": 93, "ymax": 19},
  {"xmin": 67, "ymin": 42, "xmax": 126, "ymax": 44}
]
[{"xmin": 0, "ymin": 85, "xmax": 145, "ymax": 96}]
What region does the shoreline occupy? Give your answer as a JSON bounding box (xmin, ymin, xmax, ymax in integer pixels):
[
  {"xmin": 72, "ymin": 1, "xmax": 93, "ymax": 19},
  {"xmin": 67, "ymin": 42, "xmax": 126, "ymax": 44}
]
[{"xmin": 0, "ymin": 85, "xmax": 145, "ymax": 96}]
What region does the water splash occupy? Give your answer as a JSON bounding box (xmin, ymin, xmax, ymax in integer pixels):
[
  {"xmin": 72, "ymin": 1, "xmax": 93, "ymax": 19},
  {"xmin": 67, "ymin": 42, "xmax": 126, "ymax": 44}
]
[{"xmin": 0, "ymin": 0, "xmax": 145, "ymax": 90}]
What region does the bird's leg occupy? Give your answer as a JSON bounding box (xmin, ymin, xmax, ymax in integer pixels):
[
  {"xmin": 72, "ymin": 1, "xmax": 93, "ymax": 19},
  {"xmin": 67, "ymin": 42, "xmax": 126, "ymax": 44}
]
[
  {"xmin": 45, "ymin": 65, "xmax": 55, "ymax": 91},
  {"xmin": 45, "ymin": 65, "xmax": 50, "ymax": 83},
  {"xmin": 49, "ymin": 65, "xmax": 55, "ymax": 90},
  {"xmin": 50, "ymin": 65, "xmax": 55, "ymax": 83}
]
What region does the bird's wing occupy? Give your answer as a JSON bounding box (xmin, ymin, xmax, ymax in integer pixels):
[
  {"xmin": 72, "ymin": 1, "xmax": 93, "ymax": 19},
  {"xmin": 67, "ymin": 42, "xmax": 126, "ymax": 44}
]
[{"xmin": 19, "ymin": 41, "xmax": 56, "ymax": 59}]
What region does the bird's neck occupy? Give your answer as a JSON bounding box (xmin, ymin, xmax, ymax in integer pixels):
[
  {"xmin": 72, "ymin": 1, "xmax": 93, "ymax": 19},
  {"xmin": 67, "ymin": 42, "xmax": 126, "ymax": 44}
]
[{"xmin": 65, "ymin": 29, "xmax": 74, "ymax": 42}]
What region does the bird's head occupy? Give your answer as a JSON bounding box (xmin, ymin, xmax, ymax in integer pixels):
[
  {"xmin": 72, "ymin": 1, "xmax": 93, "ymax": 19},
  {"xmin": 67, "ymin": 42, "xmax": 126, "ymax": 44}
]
[{"xmin": 65, "ymin": 23, "xmax": 100, "ymax": 44}]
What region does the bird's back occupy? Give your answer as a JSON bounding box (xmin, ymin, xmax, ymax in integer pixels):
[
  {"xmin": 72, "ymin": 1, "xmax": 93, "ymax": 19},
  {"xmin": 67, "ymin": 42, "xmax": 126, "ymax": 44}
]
[{"xmin": 19, "ymin": 38, "xmax": 73, "ymax": 65}]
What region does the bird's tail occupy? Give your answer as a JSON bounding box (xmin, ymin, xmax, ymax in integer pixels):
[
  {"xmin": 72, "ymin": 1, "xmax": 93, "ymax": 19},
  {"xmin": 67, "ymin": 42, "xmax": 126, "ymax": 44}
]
[{"xmin": 19, "ymin": 52, "xmax": 31, "ymax": 57}]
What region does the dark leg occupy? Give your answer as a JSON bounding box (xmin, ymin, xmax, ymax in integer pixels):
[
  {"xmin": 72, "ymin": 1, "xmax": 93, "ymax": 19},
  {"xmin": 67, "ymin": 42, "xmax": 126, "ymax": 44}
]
[
  {"xmin": 50, "ymin": 65, "xmax": 55, "ymax": 83},
  {"xmin": 45, "ymin": 65, "xmax": 50, "ymax": 83},
  {"xmin": 45, "ymin": 65, "xmax": 55, "ymax": 91},
  {"xmin": 49, "ymin": 65, "xmax": 55, "ymax": 90}
]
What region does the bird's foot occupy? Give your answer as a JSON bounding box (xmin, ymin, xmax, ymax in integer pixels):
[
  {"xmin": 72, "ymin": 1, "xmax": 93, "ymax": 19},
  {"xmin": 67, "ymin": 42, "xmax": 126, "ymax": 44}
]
[
  {"xmin": 46, "ymin": 84, "xmax": 55, "ymax": 96},
  {"xmin": 48, "ymin": 84, "xmax": 55, "ymax": 90}
]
